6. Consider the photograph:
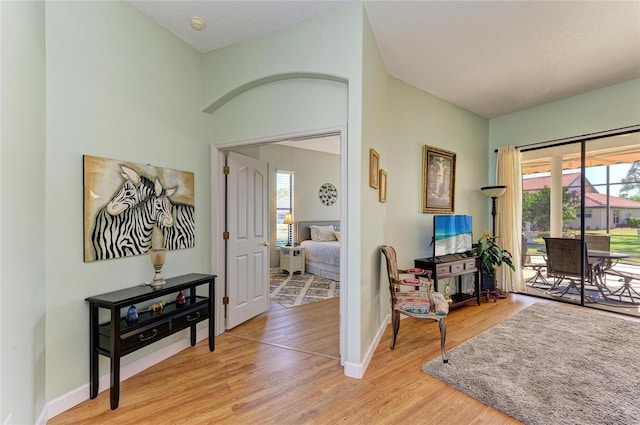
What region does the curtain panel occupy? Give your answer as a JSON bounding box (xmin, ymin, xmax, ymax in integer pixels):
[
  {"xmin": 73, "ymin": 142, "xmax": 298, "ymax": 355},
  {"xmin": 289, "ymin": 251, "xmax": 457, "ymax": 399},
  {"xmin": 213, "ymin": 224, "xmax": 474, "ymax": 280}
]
[{"xmin": 496, "ymin": 146, "xmax": 524, "ymax": 292}]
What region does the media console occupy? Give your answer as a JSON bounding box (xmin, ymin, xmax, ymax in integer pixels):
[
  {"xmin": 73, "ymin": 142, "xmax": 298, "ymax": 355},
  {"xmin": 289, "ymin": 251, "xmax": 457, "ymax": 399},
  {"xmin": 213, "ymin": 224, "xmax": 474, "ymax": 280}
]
[
  {"xmin": 86, "ymin": 273, "xmax": 216, "ymax": 409},
  {"xmin": 414, "ymin": 255, "xmax": 480, "ymax": 309}
]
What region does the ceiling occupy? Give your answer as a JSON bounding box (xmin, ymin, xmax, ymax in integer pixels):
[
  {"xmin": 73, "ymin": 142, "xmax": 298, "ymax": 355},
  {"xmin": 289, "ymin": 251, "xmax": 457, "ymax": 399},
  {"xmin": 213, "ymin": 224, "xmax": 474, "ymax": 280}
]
[{"xmin": 128, "ymin": 0, "xmax": 640, "ymax": 119}]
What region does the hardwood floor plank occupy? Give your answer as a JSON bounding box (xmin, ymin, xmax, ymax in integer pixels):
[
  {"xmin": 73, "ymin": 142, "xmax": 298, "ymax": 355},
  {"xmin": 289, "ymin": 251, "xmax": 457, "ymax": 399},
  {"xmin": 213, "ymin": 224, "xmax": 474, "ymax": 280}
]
[
  {"xmin": 227, "ymin": 299, "xmax": 340, "ymax": 359},
  {"xmin": 50, "ymin": 294, "xmax": 567, "ymax": 424}
]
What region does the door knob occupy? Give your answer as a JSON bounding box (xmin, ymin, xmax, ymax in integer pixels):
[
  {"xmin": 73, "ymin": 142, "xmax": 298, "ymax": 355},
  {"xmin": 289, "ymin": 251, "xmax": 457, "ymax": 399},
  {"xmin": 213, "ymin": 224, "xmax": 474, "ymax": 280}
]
[{"xmin": 263, "ymin": 241, "xmax": 270, "ymax": 246}]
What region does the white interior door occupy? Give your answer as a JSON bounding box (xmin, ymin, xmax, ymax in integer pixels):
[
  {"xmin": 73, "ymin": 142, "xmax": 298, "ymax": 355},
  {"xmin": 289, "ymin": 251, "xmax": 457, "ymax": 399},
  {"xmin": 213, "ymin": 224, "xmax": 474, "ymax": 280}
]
[{"xmin": 226, "ymin": 151, "xmax": 269, "ymax": 329}]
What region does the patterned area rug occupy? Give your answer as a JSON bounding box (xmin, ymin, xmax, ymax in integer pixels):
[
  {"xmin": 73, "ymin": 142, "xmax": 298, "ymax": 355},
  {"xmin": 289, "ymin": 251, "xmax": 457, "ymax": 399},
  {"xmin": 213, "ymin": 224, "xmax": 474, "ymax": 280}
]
[
  {"xmin": 269, "ymin": 272, "xmax": 340, "ymax": 308},
  {"xmin": 422, "ymin": 302, "xmax": 640, "ymax": 425}
]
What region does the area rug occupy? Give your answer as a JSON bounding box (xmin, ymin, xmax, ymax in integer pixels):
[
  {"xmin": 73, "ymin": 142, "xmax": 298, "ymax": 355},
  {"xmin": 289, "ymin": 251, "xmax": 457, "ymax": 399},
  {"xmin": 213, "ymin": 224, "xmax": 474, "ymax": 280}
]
[
  {"xmin": 422, "ymin": 302, "xmax": 640, "ymax": 425},
  {"xmin": 269, "ymin": 272, "xmax": 339, "ymax": 308}
]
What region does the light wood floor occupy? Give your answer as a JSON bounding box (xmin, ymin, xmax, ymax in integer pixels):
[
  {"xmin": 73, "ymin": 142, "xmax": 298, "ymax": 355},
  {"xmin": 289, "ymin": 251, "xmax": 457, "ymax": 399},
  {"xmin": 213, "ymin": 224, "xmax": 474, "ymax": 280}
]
[
  {"xmin": 50, "ymin": 294, "xmax": 554, "ymax": 424},
  {"xmin": 225, "ymin": 298, "xmax": 340, "ymax": 359}
]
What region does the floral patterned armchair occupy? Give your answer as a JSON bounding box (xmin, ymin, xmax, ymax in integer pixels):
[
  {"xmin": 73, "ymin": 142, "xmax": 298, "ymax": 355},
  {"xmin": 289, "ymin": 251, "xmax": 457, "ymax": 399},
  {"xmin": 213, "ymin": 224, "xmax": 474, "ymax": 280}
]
[{"xmin": 380, "ymin": 245, "xmax": 449, "ymax": 363}]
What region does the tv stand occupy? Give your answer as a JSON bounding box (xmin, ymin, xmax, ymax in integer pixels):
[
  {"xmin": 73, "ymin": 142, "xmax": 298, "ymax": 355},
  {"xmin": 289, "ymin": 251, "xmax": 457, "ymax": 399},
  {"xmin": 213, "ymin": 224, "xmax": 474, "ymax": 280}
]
[{"xmin": 414, "ymin": 255, "xmax": 480, "ymax": 309}]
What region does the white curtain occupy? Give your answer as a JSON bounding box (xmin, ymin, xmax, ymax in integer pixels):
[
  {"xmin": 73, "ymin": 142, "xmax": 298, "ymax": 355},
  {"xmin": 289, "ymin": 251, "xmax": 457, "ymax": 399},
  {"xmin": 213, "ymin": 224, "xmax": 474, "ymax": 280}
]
[{"xmin": 496, "ymin": 145, "xmax": 524, "ymax": 293}]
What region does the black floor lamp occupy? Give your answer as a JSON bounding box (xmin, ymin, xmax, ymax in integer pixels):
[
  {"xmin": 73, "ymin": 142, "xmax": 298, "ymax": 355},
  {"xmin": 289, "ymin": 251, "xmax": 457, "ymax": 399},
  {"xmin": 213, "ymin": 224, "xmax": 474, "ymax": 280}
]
[
  {"xmin": 480, "ymin": 185, "xmax": 507, "ymax": 300},
  {"xmin": 480, "ymin": 185, "xmax": 507, "ymax": 236}
]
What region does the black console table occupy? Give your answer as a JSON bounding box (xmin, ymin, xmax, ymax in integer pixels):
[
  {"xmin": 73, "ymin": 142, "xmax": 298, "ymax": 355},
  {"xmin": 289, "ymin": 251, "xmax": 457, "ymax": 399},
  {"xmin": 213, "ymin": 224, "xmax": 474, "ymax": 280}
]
[
  {"xmin": 414, "ymin": 255, "xmax": 480, "ymax": 309},
  {"xmin": 86, "ymin": 273, "xmax": 216, "ymax": 409}
]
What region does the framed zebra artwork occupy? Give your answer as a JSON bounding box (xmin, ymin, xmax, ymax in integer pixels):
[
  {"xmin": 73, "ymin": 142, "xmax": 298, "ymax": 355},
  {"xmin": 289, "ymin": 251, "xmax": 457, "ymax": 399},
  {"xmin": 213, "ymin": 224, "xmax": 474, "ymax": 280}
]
[{"xmin": 83, "ymin": 155, "xmax": 195, "ymax": 262}]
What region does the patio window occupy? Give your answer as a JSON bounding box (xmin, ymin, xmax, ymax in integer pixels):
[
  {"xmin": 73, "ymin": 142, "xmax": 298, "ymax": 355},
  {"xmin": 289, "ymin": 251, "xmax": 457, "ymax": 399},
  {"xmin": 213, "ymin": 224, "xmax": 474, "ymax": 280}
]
[{"xmin": 520, "ymin": 128, "xmax": 640, "ymax": 316}]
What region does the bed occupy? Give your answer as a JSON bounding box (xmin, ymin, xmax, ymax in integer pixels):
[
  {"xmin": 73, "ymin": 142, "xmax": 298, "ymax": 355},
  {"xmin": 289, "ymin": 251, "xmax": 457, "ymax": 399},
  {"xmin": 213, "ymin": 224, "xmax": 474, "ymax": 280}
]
[{"xmin": 296, "ymin": 220, "xmax": 340, "ymax": 281}]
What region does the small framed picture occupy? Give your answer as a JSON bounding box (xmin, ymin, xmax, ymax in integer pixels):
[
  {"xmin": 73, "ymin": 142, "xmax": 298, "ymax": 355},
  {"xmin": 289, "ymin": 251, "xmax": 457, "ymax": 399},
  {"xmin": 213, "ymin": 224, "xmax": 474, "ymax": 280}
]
[
  {"xmin": 369, "ymin": 148, "xmax": 380, "ymax": 189},
  {"xmin": 422, "ymin": 145, "xmax": 456, "ymax": 214},
  {"xmin": 379, "ymin": 169, "xmax": 387, "ymax": 203}
]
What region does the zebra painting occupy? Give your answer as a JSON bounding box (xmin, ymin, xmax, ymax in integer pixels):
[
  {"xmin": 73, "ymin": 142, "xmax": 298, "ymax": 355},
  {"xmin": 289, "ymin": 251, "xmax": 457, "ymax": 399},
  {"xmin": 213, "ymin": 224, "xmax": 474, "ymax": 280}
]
[
  {"xmin": 106, "ymin": 165, "xmax": 157, "ymax": 216},
  {"xmin": 91, "ymin": 179, "xmax": 175, "ymax": 260},
  {"xmin": 163, "ymin": 202, "xmax": 195, "ymax": 250},
  {"xmin": 84, "ymin": 155, "xmax": 195, "ymax": 262},
  {"xmin": 102, "ymin": 166, "xmax": 194, "ymax": 250}
]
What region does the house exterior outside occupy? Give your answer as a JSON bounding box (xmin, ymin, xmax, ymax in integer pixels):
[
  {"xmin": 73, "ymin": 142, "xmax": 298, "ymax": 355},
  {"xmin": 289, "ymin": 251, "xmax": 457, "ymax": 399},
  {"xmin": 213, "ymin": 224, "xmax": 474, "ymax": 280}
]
[{"xmin": 523, "ymin": 172, "xmax": 640, "ymax": 230}]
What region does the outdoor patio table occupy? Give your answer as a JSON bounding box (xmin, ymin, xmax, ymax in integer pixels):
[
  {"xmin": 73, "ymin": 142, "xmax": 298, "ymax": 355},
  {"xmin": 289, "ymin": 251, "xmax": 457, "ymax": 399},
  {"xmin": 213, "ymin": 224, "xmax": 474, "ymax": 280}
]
[
  {"xmin": 536, "ymin": 247, "xmax": 630, "ymax": 291},
  {"xmin": 587, "ymin": 250, "xmax": 629, "ymax": 265}
]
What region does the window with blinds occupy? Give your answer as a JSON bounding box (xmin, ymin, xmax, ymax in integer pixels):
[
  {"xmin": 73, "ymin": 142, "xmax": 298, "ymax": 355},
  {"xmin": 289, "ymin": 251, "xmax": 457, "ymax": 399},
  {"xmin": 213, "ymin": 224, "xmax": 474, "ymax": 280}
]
[{"xmin": 276, "ymin": 170, "xmax": 294, "ymax": 247}]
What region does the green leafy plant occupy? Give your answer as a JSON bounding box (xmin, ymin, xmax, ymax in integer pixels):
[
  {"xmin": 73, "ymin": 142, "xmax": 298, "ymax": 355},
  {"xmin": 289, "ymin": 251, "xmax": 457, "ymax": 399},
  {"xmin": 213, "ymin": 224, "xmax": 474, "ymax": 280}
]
[{"xmin": 472, "ymin": 230, "xmax": 516, "ymax": 275}]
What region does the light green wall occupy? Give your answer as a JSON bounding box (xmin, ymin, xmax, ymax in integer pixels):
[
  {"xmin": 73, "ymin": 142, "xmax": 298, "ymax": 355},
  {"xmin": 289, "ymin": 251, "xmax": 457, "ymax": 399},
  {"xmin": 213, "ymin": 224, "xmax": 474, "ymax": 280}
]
[
  {"xmin": 386, "ymin": 77, "xmax": 490, "ymax": 250},
  {"xmin": 44, "ymin": 1, "xmax": 208, "ymax": 402},
  {"xmin": 1, "ymin": 2, "xmax": 46, "ymax": 423},
  {"xmin": 361, "ymin": 11, "xmax": 490, "ymax": 359},
  {"xmin": 488, "ymin": 79, "xmax": 640, "ymax": 182},
  {"xmin": 207, "ymin": 78, "xmax": 347, "ymax": 144},
  {"xmin": 203, "ymin": 3, "xmax": 364, "ymax": 364},
  {"xmin": 360, "ymin": 12, "xmax": 389, "ymax": 357}
]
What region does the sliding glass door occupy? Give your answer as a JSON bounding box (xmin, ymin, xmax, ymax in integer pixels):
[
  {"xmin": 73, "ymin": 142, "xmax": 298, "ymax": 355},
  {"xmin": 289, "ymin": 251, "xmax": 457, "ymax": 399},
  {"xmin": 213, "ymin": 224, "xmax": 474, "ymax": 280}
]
[{"xmin": 520, "ymin": 130, "xmax": 640, "ymax": 317}]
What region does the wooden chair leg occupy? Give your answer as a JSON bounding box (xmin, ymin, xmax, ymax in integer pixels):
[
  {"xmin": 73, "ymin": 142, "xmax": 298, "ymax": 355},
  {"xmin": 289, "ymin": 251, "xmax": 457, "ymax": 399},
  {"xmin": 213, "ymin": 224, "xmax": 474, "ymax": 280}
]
[
  {"xmin": 390, "ymin": 311, "xmax": 400, "ymax": 349},
  {"xmin": 438, "ymin": 319, "xmax": 448, "ymax": 363}
]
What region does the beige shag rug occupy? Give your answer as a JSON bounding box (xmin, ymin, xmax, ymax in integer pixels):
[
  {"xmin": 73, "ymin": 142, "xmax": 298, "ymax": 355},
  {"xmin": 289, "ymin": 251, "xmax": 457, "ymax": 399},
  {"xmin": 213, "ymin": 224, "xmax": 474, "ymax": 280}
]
[
  {"xmin": 423, "ymin": 302, "xmax": 640, "ymax": 425},
  {"xmin": 269, "ymin": 272, "xmax": 339, "ymax": 308}
]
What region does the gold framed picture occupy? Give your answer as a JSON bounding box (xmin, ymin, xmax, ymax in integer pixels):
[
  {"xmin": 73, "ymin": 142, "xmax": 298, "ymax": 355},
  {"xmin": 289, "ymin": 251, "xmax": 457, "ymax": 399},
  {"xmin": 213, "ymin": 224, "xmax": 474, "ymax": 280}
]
[
  {"xmin": 422, "ymin": 145, "xmax": 456, "ymax": 214},
  {"xmin": 369, "ymin": 148, "xmax": 380, "ymax": 189},
  {"xmin": 379, "ymin": 169, "xmax": 387, "ymax": 203}
]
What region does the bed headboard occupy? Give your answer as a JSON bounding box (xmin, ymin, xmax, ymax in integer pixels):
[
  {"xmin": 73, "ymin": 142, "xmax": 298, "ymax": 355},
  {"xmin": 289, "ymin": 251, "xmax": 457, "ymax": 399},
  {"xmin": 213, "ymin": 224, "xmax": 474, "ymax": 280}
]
[{"xmin": 296, "ymin": 220, "xmax": 340, "ymax": 243}]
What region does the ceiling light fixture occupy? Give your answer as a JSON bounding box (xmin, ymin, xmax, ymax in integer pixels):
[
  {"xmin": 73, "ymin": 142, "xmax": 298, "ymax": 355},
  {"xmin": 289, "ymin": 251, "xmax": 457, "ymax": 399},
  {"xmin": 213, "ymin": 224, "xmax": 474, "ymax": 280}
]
[{"xmin": 189, "ymin": 16, "xmax": 206, "ymax": 31}]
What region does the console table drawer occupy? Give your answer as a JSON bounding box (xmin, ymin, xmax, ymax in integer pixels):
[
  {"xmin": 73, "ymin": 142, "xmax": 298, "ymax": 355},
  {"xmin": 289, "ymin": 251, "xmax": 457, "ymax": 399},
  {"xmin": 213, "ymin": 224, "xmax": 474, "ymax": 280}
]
[
  {"xmin": 451, "ymin": 263, "xmax": 464, "ymax": 273},
  {"xmin": 120, "ymin": 319, "xmax": 171, "ymax": 352},
  {"xmin": 463, "ymin": 259, "xmax": 477, "ymax": 270},
  {"xmin": 172, "ymin": 303, "xmax": 209, "ymax": 331},
  {"xmin": 437, "ymin": 264, "xmax": 451, "ymax": 275}
]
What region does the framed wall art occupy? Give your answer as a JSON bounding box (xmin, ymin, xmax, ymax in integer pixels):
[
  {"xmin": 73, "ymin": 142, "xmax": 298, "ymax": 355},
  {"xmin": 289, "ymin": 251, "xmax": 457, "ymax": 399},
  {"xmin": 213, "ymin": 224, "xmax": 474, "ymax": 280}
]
[
  {"xmin": 422, "ymin": 145, "xmax": 456, "ymax": 214},
  {"xmin": 369, "ymin": 148, "xmax": 380, "ymax": 189},
  {"xmin": 83, "ymin": 155, "xmax": 195, "ymax": 262},
  {"xmin": 379, "ymin": 169, "xmax": 387, "ymax": 203}
]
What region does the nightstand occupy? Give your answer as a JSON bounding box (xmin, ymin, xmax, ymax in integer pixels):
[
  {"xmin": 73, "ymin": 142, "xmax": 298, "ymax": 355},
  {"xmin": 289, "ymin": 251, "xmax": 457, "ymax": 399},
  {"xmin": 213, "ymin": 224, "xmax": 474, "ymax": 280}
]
[{"xmin": 280, "ymin": 246, "xmax": 305, "ymax": 275}]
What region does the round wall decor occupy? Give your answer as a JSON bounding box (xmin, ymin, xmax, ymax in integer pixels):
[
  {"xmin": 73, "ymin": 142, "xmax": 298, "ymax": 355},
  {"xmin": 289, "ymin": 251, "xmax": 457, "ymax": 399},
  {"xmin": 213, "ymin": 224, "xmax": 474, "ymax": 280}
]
[{"xmin": 318, "ymin": 183, "xmax": 338, "ymax": 206}]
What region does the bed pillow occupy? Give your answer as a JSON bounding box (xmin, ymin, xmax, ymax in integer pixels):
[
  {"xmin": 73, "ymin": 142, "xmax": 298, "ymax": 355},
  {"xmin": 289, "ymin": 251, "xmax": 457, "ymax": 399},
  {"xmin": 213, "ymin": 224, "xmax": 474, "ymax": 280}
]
[{"xmin": 310, "ymin": 225, "xmax": 337, "ymax": 242}]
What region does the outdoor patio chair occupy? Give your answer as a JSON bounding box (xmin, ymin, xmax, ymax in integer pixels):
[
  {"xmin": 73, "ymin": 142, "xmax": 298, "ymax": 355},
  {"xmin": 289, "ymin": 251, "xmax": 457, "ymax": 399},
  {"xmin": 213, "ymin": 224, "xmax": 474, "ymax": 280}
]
[
  {"xmin": 380, "ymin": 245, "xmax": 449, "ymax": 363},
  {"xmin": 544, "ymin": 237, "xmax": 608, "ymax": 302},
  {"xmin": 585, "ymin": 234, "xmax": 613, "ymax": 270},
  {"xmin": 522, "ymin": 237, "xmax": 549, "ymax": 288}
]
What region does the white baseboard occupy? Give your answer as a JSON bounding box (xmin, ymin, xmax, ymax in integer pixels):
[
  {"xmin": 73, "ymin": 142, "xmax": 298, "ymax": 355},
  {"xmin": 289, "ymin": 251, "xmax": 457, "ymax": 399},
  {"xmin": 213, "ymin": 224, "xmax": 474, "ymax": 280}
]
[
  {"xmin": 343, "ymin": 313, "xmax": 390, "ymax": 379},
  {"xmin": 37, "ymin": 407, "xmax": 47, "ymax": 425},
  {"xmin": 46, "ymin": 328, "xmax": 208, "ymax": 420}
]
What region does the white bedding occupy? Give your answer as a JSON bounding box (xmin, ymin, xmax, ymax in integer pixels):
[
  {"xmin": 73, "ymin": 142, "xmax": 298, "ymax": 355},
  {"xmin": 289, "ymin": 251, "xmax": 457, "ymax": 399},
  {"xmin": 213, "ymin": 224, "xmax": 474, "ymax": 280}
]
[
  {"xmin": 300, "ymin": 240, "xmax": 340, "ymax": 280},
  {"xmin": 300, "ymin": 240, "xmax": 340, "ymax": 265}
]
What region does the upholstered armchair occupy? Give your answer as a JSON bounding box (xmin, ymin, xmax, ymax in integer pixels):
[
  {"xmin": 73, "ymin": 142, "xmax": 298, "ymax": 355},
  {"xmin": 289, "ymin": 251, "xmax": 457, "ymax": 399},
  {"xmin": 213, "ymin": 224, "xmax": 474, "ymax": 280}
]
[{"xmin": 380, "ymin": 245, "xmax": 449, "ymax": 363}]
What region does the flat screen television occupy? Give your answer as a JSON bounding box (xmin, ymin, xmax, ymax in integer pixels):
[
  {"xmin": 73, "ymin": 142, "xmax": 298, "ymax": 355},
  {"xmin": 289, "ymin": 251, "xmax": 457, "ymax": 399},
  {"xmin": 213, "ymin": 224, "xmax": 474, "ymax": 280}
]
[{"xmin": 433, "ymin": 215, "xmax": 473, "ymax": 258}]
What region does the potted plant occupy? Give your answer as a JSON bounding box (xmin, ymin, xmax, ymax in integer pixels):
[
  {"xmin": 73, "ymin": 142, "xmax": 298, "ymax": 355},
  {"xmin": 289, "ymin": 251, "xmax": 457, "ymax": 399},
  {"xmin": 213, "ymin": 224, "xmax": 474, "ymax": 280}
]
[{"xmin": 472, "ymin": 230, "xmax": 515, "ymax": 292}]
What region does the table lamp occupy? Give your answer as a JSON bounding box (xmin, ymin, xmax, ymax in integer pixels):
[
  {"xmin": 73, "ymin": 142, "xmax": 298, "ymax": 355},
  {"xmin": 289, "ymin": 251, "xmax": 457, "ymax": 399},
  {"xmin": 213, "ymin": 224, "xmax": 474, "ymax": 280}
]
[{"xmin": 283, "ymin": 212, "xmax": 294, "ymax": 246}]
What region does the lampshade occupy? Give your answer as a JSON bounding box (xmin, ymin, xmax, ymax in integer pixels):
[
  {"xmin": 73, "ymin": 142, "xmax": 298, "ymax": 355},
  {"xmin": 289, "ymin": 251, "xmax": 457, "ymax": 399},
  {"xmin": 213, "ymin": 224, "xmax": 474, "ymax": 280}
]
[
  {"xmin": 283, "ymin": 213, "xmax": 294, "ymax": 225},
  {"xmin": 480, "ymin": 185, "xmax": 507, "ymax": 198}
]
